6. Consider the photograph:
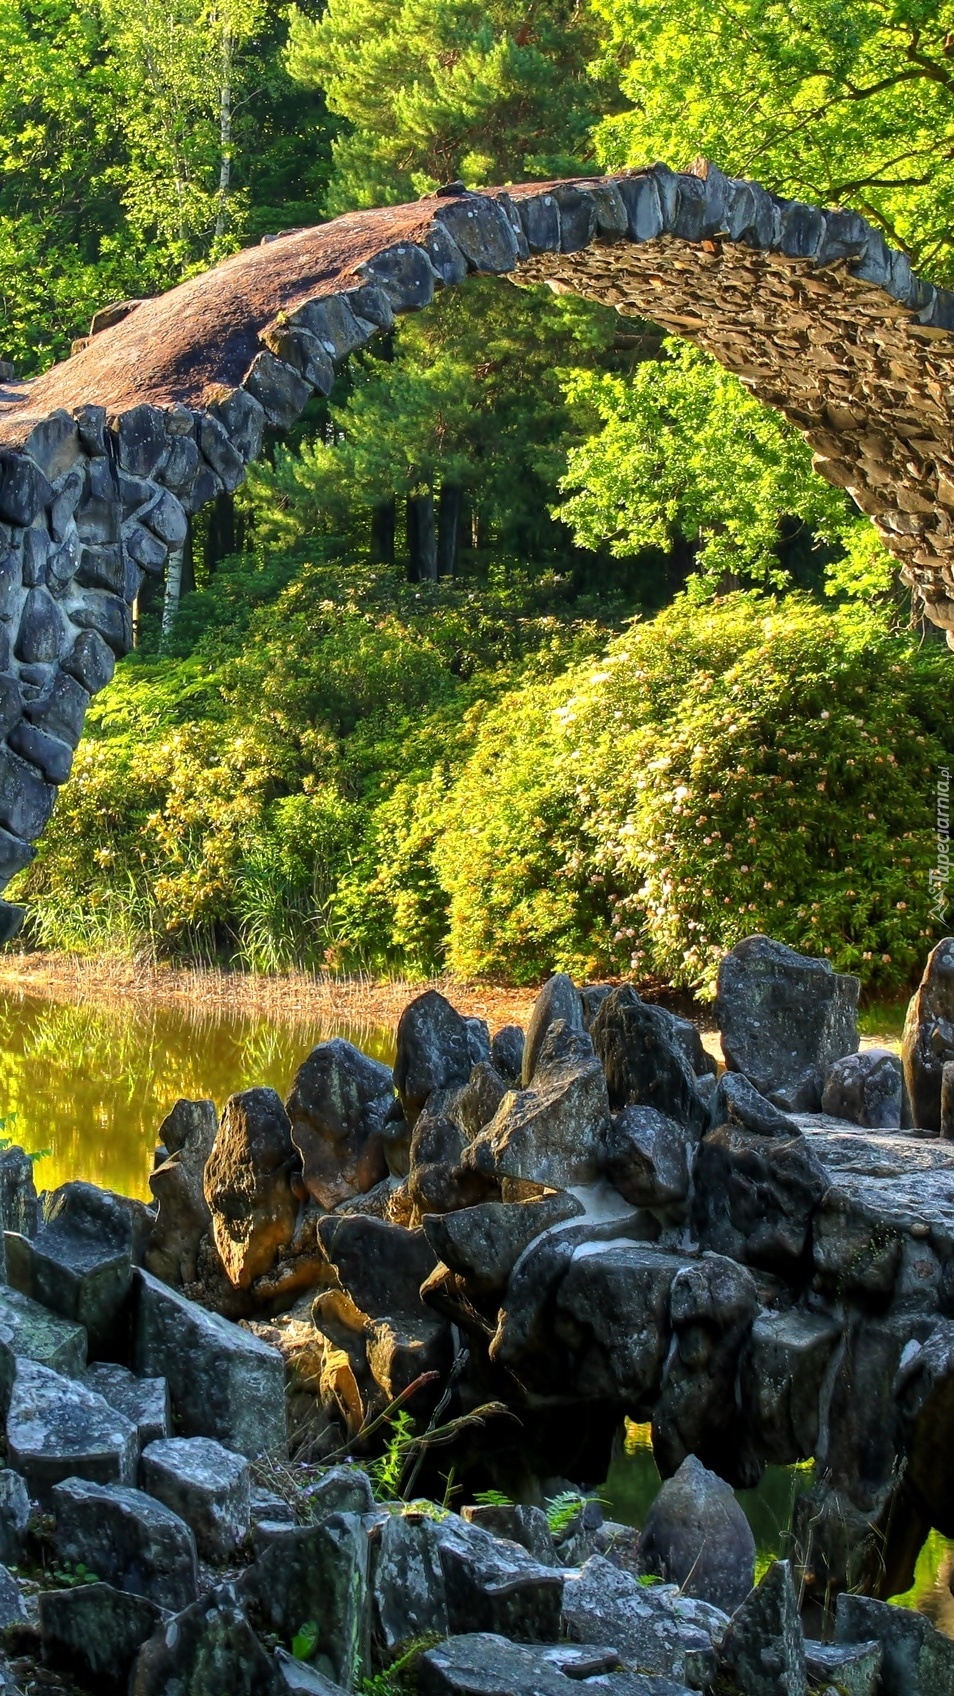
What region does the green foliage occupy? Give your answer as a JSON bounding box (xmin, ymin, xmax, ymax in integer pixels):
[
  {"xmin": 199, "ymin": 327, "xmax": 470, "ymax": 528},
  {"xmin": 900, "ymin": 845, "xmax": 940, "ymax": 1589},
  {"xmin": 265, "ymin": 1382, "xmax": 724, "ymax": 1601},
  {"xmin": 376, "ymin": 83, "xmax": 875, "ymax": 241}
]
[
  {"xmin": 472, "ymin": 1489, "xmax": 515, "ymax": 1506},
  {"xmin": 557, "ymin": 341, "xmax": 894, "ymax": 595},
  {"xmin": 368, "ymin": 1411, "xmax": 417, "ymax": 1501},
  {"xmin": 592, "ymin": 0, "xmax": 954, "ymax": 280},
  {"xmin": 360, "ymin": 1636, "xmax": 445, "ymax": 1696},
  {"xmin": 291, "ymin": 1620, "xmax": 319, "ymax": 1660},
  {"xmin": 545, "ymin": 1490, "xmax": 592, "ymax": 1536},
  {"xmin": 286, "ymin": 0, "xmax": 616, "ymax": 209}
]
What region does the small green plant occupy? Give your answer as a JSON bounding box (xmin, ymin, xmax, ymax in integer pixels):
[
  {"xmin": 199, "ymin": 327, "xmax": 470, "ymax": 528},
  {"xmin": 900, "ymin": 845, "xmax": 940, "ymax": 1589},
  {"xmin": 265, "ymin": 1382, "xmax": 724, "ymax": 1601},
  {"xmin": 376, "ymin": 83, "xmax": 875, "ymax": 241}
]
[
  {"xmin": 360, "ymin": 1634, "xmax": 443, "ymax": 1696},
  {"xmin": 545, "ymin": 1490, "xmax": 607, "ymax": 1537},
  {"xmin": 472, "ymin": 1489, "xmax": 514, "ymax": 1507},
  {"xmin": 291, "ymin": 1620, "xmax": 319, "ymax": 1660},
  {"xmin": 637, "ymin": 1572, "xmax": 663, "ymax": 1587},
  {"xmin": 368, "ymin": 1411, "xmax": 417, "ymax": 1502},
  {"xmin": 48, "ymin": 1560, "xmax": 99, "ymax": 1588}
]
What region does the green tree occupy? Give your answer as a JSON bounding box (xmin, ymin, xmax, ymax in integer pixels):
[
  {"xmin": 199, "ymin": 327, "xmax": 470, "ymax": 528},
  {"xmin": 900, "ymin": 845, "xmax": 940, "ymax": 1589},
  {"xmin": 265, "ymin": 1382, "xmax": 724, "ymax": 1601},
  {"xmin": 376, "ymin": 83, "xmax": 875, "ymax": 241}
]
[
  {"xmin": 285, "ymin": 0, "xmax": 617, "ymax": 210},
  {"xmin": 592, "ymin": 0, "xmax": 954, "ymax": 279}
]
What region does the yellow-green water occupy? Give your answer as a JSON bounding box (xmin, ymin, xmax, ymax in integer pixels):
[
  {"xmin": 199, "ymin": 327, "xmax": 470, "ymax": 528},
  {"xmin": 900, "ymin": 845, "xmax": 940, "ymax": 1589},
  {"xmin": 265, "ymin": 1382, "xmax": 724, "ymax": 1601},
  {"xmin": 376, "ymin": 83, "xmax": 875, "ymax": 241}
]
[
  {"xmin": 605, "ymin": 1422, "xmax": 954, "ymax": 1636},
  {"xmin": 0, "ymin": 988, "xmax": 394, "ymax": 1200}
]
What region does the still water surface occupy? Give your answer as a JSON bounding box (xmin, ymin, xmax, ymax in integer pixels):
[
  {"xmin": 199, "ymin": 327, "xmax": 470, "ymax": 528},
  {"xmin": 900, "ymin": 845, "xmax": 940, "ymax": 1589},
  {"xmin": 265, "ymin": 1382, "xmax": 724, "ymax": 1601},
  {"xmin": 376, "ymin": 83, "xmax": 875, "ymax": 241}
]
[
  {"xmin": 0, "ymin": 987, "xmax": 393, "ymax": 1199},
  {"xmin": 0, "ymin": 987, "xmax": 951, "ymax": 1631}
]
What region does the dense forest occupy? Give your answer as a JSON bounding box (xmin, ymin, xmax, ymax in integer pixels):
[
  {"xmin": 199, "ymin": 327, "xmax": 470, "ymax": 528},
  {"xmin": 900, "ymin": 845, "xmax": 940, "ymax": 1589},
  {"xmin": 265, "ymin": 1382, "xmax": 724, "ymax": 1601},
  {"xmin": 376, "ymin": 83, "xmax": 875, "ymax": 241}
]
[{"xmin": 7, "ymin": 0, "xmax": 954, "ymax": 993}]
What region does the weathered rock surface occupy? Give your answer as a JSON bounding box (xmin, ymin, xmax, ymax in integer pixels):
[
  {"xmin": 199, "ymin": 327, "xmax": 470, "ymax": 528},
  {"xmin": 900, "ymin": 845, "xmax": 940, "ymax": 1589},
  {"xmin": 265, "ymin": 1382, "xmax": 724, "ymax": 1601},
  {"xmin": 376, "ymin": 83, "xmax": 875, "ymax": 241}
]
[
  {"xmin": 0, "ymin": 1283, "xmax": 86, "ymax": 1374},
  {"xmin": 145, "ymin": 1097, "xmax": 216, "ymax": 1287},
  {"xmin": 131, "ymin": 1591, "xmax": 282, "ymax": 1696},
  {"xmin": 7, "ymin": 1359, "xmax": 138, "ymax": 1502},
  {"xmin": 522, "ymin": 974, "xmax": 584, "ymax": 1085},
  {"xmin": 5, "ymin": 1179, "xmax": 133, "ymax": 1353},
  {"xmin": 438, "ymin": 1515, "xmax": 565, "ymax": 1642},
  {"xmin": 561, "ymin": 1555, "xmax": 685, "ymax": 1678},
  {"xmin": 237, "ymin": 1514, "xmax": 371, "ymax": 1688},
  {"xmin": 602, "ymin": 1107, "xmax": 689, "ymax": 1212},
  {"xmin": 638, "ymin": 1455, "xmax": 755, "ymax": 1613},
  {"xmin": 804, "ymin": 1638, "xmax": 882, "ymax": 1696},
  {"xmin": 133, "ymin": 1269, "xmax": 286, "ymax": 1457},
  {"xmin": 0, "ymin": 1469, "xmax": 29, "ymax": 1566},
  {"xmin": 718, "ymin": 1560, "xmax": 807, "ymax": 1696},
  {"xmin": 692, "ymin": 1123, "xmax": 826, "ymax": 1274},
  {"xmin": 394, "ymin": 991, "xmax": 474, "ymax": 1125},
  {"xmin": 423, "ymin": 1192, "xmax": 584, "ymax": 1297},
  {"xmin": 52, "ymin": 1475, "xmax": 198, "ymax": 1610},
  {"xmin": 591, "ymin": 988, "xmax": 705, "ymax": 1132},
  {"xmin": 140, "ymin": 1435, "xmax": 250, "ymax": 1559},
  {"xmin": 40, "ymin": 1581, "xmax": 167, "ymax": 1692},
  {"xmin": 82, "ymin": 1361, "xmax": 170, "ymax": 1447},
  {"xmin": 822, "ymin": 1048, "xmax": 903, "ymax": 1130},
  {"xmin": 716, "ymin": 934, "xmax": 859, "ymax": 1111},
  {"xmin": 903, "ymin": 938, "xmax": 954, "ymax": 1132},
  {"xmin": 464, "ymin": 1024, "xmax": 610, "ymax": 1190},
  {"xmin": 286, "ymin": 1039, "xmax": 392, "ymax": 1209},
  {"xmin": 836, "ymin": 1592, "xmax": 954, "ymax": 1695},
  {"xmin": 204, "ymin": 1087, "xmax": 299, "ymax": 1288}
]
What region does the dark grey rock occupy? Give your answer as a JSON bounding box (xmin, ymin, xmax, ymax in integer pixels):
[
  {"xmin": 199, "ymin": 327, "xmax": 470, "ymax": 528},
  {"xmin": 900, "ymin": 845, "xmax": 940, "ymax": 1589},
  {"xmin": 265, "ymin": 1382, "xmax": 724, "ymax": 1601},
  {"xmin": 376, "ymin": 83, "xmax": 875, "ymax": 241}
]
[
  {"xmin": 360, "ymin": 242, "xmax": 437, "ymax": 311},
  {"xmin": 896, "ymin": 1321, "xmax": 954, "ymax": 1536},
  {"xmin": 317, "ymin": 1213, "xmax": 436, "ymax": 1319},
  {"xmin": 211, "ymin": 388, "xmax": 266, "ymax": 461},
  {"xmin": 561, "ymin": 1555, "xmax": 685, "ymax": 1676},
  {"xmin": 591, "ymin": 988, "xmax": 706, "ymax": 1133},
  {"xmin": 23, "ymin": 668, "xmax": 89, "ymax": 748},
  {"xmin": 275, "ymin": 1650, "xmax": 349, "ymax": 1696},
  {"xmin": 462, "ymin": 1503, "xmax": 556, "ymax": 1564},
  {"xmin": 243, "ymin": 350, "xmax": 312, "ymax": 426},
  {"xmin": 286, "ymin": 1040, "xmax": 391, "ymax": 1209},
  {"xmin": 82, "ymin": 1363, "xmax": 170, "ymax": 1447},
  {"xmin": 304, "ymin": 1466, "xmax": 374, "ymax": 1520},
  {"xmin": 372, "ymin": 1510, "xmax": 448, "ymax": 1651},
  {"xmin": 140, "ymin": 1435, "xmax": 250, "ymax": 1559},
  {"xmin": 7, "ymin": 1360, "xmax": 137, "ymax": 1502},
  {"xmin": 434, "ymin": 196, "xmax": 519, "ymax": 271},
  {"xmin": 522, "ymin": 974, "xmax": 583, "ymax": 1084},
  {"xmin": 423, "ymin": 1191, "xmax": 584, "ymax": 1297},
  {"xmin": 822, "ymin": 1049, "xmax": 903, "ymax": 1129},
  {"xmin": 651, "ymin": 1255, "xmax": 761, "ymax": 1486},
  {"xmin": 204, "ymin": 1087, "xmax": 299, "ymax": 1289},
  {"xmin": 903, "ymin": 938, "xmax": 954, "ymax": 1132},
  {"xmin": 438, "ymin": 1514, "xmax": 564, "ymax": 1642},
  {"xmin": 0, "ymin": 451, "xmax": 51, "ymax": 525},
  {"xmin": 39, "ymin": 1582, "xmax": 166, "ymax": 1693},
  {"xmin": 692, "ymin": 1123, "xmax": 827, "ymax": 1273},
  {"xmin": 52, "ymin": 1475, "xmax": 197, "ymax": 1610},
  {"xmin": 709, "ymin": 1071, "xmax": 799, "ymax": 1138},
  {"xmin": 62, "ymin": 628, "xmax": 115, "ymax": 694},
  {"xmin": 15, "ymin": 586, "xmax": 64, "ymax": 664},
  {"xmin": 0, "ymin": 1283, "xmax": 86, "ymax": 1373},
  {"xmin": 408, "ymin": 1088, "xmax": 496, "ymax": 1216},
  {"xmin": 804, "ymin": 1639, "xmax": 882, "ymax": 1696},
  {"xmin": 835, "ymin": 1592, "xmax": 954, "ymax": 1695},
  {"xmin": 465, "ymin": 1018, "xmax": 492, "ymax": 1067},
  {"xmin": 132, "ymin": 1269, "xmax": 286, "ymax": 1458},
  {"xmin": 0, "ymin": 1470, "xmax": 29, "ymax": 1565},
  {"xmin": 638, "ymin": 1455, "xmax": 755, "ymax": 1613},
  {"xmin": 465, "ymin": 1024, "xmax": 609, "ymax": 1190},
  {"xmin": 0, "ymin": 827, "xmax": 32, "ymax": 886},
  {"xmin": 0, "ymin": 745, "xmax": 55, "ymax": 842},
  {"xmin": 490, "ymin": 1025, "xmax": 524, "ymax": 1082},
  {"xmin": 418, "ymin": 1633, "xmax": 693, "ymax": 1696},
  {"xmin": 716, "ymin": 935, "xmax": 859, "ymax": 1112},
  {"xmin": 69, "ymin": 589, "xmax": 133, "ymax": 655},
  {"xmin": 0, "ymin": 1145, "xmax": 37, "ymax": 1238},
  {"xmin": 131, "ymin": 1591, "xmax": 283, "ymax": 1695},
  {"xmin": 453, "ymin": 1063, "xmax": 508, "ymax": 1139},
  {"xmin": 395, "ymin": 990, "xmax": 474, "ymax": 1125},
  {"xmin": 145, "ymin": 1097, "xmax": 216, "ymax": 1287},
  {"xmin": 741, "ymin": 1310, "xmax": 840, "ymax": 1466},
  {"xmin": 5, "ymin": 1179, "xmax": 132, "ymax": 1354},
  {"xmin": 718, "ymin": 1560, "xmax": 806, "ymax": 1696},
  {"xmin": 603, "ymin": 1106, "xmax": 689, "ymax": 1211},
  {"xmin": 237, "ymin": 1513, "xmax": 371, "ymax": 1688},
  {"xmin": 116, "ymin": 405, "xmax": 167, "ymax": 477}
]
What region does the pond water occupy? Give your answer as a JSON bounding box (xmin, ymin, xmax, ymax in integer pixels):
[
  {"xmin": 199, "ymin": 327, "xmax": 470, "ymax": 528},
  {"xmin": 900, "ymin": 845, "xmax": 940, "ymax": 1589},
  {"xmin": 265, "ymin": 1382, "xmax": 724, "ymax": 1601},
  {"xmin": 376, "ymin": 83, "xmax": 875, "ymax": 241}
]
[
  {"xmin": 0, "ymin": 987, "xmax": 394, "ymax": 1200},
  {"xmin": 605, "ymin": 1422, "xmax": 954, "ymax": 1635}
]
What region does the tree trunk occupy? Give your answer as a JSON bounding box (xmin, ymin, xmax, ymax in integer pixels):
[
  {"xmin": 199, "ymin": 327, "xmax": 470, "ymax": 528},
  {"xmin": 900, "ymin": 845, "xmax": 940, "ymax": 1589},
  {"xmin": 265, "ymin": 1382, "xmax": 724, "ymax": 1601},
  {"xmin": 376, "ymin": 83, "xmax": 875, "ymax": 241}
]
[
  {"xmin": 204, "ymin": 491, "xmax": 242, "ymax": 577},
  {"xmin": 214, "ymin": 28, "xmax": 233, "ymax": 241},
  {"xmin": 161, "ymin": 547, "xmax": 184, "ymax": 640},
  {"xmin": 407, "ymin": 489, "xmax": 437, "ymax": 582},
  {"xmin": 371, "ymin": 499, "xmax": 396, "ymax": 565},
  {"xmin": 437, "ymin": 484, "xmax": 462, "ymax": 578}
]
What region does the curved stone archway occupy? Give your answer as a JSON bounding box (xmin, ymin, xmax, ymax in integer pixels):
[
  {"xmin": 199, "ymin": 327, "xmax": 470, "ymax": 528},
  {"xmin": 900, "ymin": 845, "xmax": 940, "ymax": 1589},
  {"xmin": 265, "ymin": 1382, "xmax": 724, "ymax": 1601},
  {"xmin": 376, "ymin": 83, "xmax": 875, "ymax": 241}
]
[{"xmin": 0, "ymin": 160, "xmax": 952, "ymax": 924}]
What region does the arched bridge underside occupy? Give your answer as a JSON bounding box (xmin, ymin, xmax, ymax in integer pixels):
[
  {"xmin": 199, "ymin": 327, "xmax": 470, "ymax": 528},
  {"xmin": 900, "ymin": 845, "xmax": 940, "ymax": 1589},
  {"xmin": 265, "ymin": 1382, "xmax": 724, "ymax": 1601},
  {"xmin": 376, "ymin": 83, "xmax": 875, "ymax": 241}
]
[{"xmin": 0, "ymin": 160, "xmax": 952, "ymax": 925}]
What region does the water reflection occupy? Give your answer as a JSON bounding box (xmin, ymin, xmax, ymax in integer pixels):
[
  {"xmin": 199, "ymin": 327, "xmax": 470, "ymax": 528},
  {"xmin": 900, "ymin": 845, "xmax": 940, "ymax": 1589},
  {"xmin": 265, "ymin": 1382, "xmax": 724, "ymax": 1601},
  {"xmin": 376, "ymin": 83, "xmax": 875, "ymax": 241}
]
[
  {"xmin": 605, "ymin": 1422, "xmax": 954, "ymax": 1637},
  {"xmin": 0, "ymin": 989, "xmax": 394, "ymax": 1200}
]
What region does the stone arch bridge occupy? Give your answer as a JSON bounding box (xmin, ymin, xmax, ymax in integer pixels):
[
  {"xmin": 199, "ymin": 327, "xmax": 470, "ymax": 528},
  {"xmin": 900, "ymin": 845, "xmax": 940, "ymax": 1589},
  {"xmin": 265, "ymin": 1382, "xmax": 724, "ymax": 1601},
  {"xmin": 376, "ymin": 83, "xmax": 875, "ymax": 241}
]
[{"xmin": 0, "ymin": 160, "xmax": 952, "ymax": 928}]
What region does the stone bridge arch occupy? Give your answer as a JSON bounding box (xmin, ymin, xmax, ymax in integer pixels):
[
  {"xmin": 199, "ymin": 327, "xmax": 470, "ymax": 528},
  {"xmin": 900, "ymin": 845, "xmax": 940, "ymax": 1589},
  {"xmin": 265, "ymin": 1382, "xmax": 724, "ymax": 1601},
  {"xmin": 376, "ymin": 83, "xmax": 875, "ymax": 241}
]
[{"xmin": 0, "ymin": 160, "xmax": 952, "ymax": 929}]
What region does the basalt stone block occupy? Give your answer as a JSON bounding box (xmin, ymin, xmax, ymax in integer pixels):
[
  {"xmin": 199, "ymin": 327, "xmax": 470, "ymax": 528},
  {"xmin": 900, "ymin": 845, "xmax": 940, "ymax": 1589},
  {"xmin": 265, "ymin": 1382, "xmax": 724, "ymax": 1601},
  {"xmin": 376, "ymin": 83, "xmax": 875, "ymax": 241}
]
[
  {"xmin": 116, "ymin": 406, "xmax": 168, "ymax": 478},
  {"xmin": 395, "ymin": 990, "xmax": 474, "ymax": 1125},
  {"xmin": 835, "ymin": 1593, "xmax": 954, "ymax": 1696},
  {"xmin": 741, "ymin": 1309, "xmax": 840, "ymax": 1466},
  {"xmin": 708, "ymin": 1071, "xmax": 798, "ymax": 1138},
  {"xmin": 292, "ymin": 294, "xmax": 370, "ymax": 359},
  {"xmin": 211, "ymin": 389, "xmax": 266, "ymax": 463},
  {"xmin": 0, "ymin": 676, "xmax": 20, "ymax": 743},
  {"xmin": 123, "ymin": 522, "xmax": 167, "ymax": 573},
  {"xmin": 275, "ymin": 1651, "xmax": 349, "ymax": 1695},
  {"xmin": 617, "ymin": 173, "xmax": 666, "ymax": 243},
  {"xmin": 372, "ymin": 1510, "xmax": 449, "ymax": 1651},
  {"xmin": 197, "ymin": 416, "xmax": 245, "ymax": 491},
  {"xmin": 159, "ymin": 432, "xmax": 200, "ymax": 495},
  {"xmin": 419, "ymin": 1636, "xmax": 658, "ymax": 1696},
  {"xmin": 131, "ymin": 1592, "xmax": 283, "ymax": 1696},
  {"xmin": 243, "ymin": 351, "xmax": 313, "ymax": 427},
  {"xmin": 6, "ymin": 1179, "xmax": 133, "ymax": 1354},
  {"xmin": 434, "ymin": 196, "xmax": 520, "ymax": 272},
  {"xmin": 551, "ymin": 185, "xmax": 598, "ymax": 252},
  {"xmin": 805, "ymin": 1639, "xmax": 881, "ymax": 1696},
  {"xmin": 652, "ymin": 1254, "xmax": 760, "ymax": 1486},
  {"xmin": 360, "ymin": 243, "xmax": 437, "ymax": 312},
  {"xmin": 903, "ymin": 938, "xmax": 954, "ymax": 1132},
  {"xmin": 462, "ymin": 1503, "xmax": 557, "ymax": 1566},
  {"xmin": 421, "ymin": 223, "xmax": 470, "ymax": 286},
  {"xmin": 15, "ymin": 585, "xmax": 65, "ymax": 664},
  {"xmin": 438, "ymin": 1517, "xmax": 564, "ymax": 1643},
  {"xmin": 145, "ymin": 1096, "xmax": 216, "ymax": 1287},
  {"xmin": 24, "ymin": 411, "xmax": 81, "ymax": 481},
  {"xmin": 514, "ymin": 190, "xmax": 562, "ymax": 252},
  {"xmin": 0, "ymin": 450, "xmax": 52, "ymax": 526},
  {"xmin": 522, "ymin": 974, "xmax": 584, "ymax": 1085},
  {"xmin": 561, "ymin": 1556, "xmax": 685, "ymax": 1677},
  {"xmin": 69, "ymin": 590, "xmax": 133, "ymax": 656},
  {"xmin": 491, "ymin": 1024, "xmax": 524, "ymax": 1082},
  {"xmin": 40, "ymin": 1582, "xmax": 167, "ymax": 1693},
  {"xmin": 0, "ymin": 1562, "xmax": 27, "ymax": 1630},
  {"xmin": 822, "ymin": 1049, "xmax": 903, "ymax": 1130},
  {"xmin": 465, "ymin": 1024, "xmax": 609, "ymax": 1190},
  {"xmin": 453, "ymin": 1061, "xmax": 507, "ymax": 1139},
  {"xmin": 638, "ymin": 1455, "xmax": 755, "ymax": 1614},
  {"xmin": 316, "ymin": 1213, "xmax": 437, "ymax": 1319},
  {"xmin": 691, "ymin": 1124, "xmax": 826, "ymax": 1274},
  {"xmin": 0, "ymin": 898, "xmax": 22, "ymax": 942},
  {"xmin": 602, "ymin": 1106, "xmax": 689, "ymax": 1212},
  {"xmin": 591, "ymin": 988, "xmax": 706, "ymax": 1134},
  {"xmin": 423, "ymin": 1191, "xmax": 584, "ymax": 1297},
  {"xmin": 133, "ymin": 1269, "xmax": 286, "ymax": 1458},
  {"xmin": 7, "ymin": 1360, "xmax": 138, "ymax": 1503},
  {"xmin": 82, "ymin": 1363, "xmax": 170, "ymax": 1447},
  {"xmin": 718, "ymin": 1560, "xmax": 807, "ymax": 1696},
  {"xmin": 204, "ymin": 1087, "xmax": 299, "ymax": 1289},
  {"xmin": 8, "ymin": 720, "xmax": 72, "ymax": 784},
  {"xmin": 0, "ymin": 1142, "xmax": 38, "ymax": 1236},
  {"xmin": 23, "ymin": 669, "xmax": 89, "ymax": 748},
  {"xmin": 267, "ymin": 326, "xmax": 336, "ymax": 394},
  {"xmin": 52, "ymin": 1476, "xmax": 197, "ymax": 1611},
  {"xmin": 716, "ymin": 935, "xmax": 859, "ymax": 1112},
  {"xmin": 62, "ymin": 627, "xmax": 115, "ymax": 694},
  {"xmin": 0, "ymin": 550, "xmax": 22, "ymax": 621},
  {"xmin": 74, "ymin": 404, "xmax": 108, "ymax": 457},
  {"xmin": 237, "ymin": 1513, "xmax": 371, "ymax": 1688},
  {"xmin": 0, "ymin": 1282, "xmax": 87, "ymax": 1373},
  {"xmin": 0, "ymin": 1469, "xmax": 29, "ymax": 1565},
  {"xmin": 22, "ymin": 525, "xmax": 50, "ymax": 585},
  {"xmin": 140, "ymin": 1435, "xmax": 250, "ymax": 1560},
  {"xmin": 287, "ymin": 1039, "xmax": 391, "ymax": 1210},
  {"xmin": 304, "ymin": 1465, "xmax": 374, "ymax": 1521}
]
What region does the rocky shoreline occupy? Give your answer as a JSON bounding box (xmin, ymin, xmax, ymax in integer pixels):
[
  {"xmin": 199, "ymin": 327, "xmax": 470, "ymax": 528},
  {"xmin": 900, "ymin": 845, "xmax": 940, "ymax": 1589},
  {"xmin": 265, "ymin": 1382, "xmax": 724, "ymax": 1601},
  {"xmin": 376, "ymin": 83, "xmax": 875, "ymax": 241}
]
[{"xmin": 0, "ymin": 933, "xmax": 953, "ymax": 1691}]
